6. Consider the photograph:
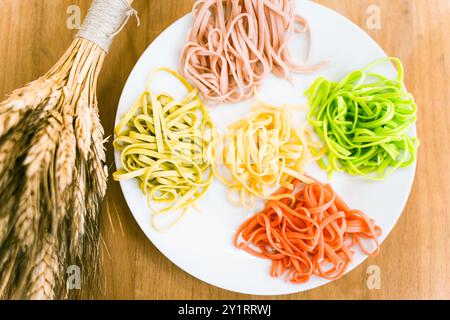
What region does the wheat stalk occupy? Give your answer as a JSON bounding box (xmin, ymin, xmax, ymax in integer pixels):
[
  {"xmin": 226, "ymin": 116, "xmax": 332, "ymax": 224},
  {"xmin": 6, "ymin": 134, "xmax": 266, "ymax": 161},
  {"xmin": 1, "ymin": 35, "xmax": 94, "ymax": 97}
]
[
  {"xmin": 71, "ymin": 161, "xmax": 86, "ymax": 258},
  {"xmin": 0, "ymin": 78, "xmax": 58, "ymax": 137},
  {"xmin": 0, "ymin": 40, "xmax": 103, "ymax": 300},
  {"xmin": 0, "ymin": 215, "xmax": 9, "ymax": 245},
  {"xmin": 26, "ymin": 235, "xmax": 60, "ymax": 300},
  {"xmin": 0, "ymin": 0, "xmax": 137, "ymax": 299},
  {"xmin": 75, "ymin": 96, "xmax": 93, "ymax": 161},
  {"xmin": 0, "ymin": 0, "xmax": 137, "ymax": 300},
  {"xmin": 57, "ymin": 112, "xmax": 77, "ymax": 189},
  {"xmin": 15, "ymin": 174, "xmax": 41, "ymax": 249},
  {"xmin": 0, "ymin": 134, "xmax": 21, "ymax": 192}
]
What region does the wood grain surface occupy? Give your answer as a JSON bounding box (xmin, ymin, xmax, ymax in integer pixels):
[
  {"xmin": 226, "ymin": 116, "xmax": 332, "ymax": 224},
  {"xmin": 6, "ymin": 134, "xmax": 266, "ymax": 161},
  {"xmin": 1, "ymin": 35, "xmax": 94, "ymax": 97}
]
[{"xmin": 0, "ymin": 0, "xmax": 449, "ymax": 300}]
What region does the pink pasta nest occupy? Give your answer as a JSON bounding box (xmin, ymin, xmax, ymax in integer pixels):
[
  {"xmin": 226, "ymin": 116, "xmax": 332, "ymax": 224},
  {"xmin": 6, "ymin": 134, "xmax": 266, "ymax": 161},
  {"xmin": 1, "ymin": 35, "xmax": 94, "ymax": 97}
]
[{"xmin": 180, "ymin": 0, "xmax": 325, "ymax": 103}]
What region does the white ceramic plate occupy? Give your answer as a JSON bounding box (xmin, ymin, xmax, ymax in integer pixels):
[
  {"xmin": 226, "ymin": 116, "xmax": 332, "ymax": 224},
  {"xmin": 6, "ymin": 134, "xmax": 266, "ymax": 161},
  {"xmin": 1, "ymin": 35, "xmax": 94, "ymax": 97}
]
[{"xmin": 114, "ymin": 0, "xmax": 416, "ymax": 295}]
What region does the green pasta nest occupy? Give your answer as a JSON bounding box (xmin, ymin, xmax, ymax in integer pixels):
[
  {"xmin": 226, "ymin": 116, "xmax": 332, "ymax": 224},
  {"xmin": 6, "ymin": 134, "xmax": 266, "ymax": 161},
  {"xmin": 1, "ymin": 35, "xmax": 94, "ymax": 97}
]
[{"xmin": 306, "ymin": 57, "xmax": 419, "ymax": 180}]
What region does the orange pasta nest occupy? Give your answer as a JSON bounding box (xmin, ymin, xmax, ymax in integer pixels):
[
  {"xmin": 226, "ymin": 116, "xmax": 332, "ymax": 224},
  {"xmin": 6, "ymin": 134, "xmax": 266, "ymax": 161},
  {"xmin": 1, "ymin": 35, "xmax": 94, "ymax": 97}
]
[
  {"xmin": 180, "ymin": 0, "xmax": 324, "ymax": 103},
  {"xmin": 234, "ymin": 179, "xmax": 381, "ymax": 283}
]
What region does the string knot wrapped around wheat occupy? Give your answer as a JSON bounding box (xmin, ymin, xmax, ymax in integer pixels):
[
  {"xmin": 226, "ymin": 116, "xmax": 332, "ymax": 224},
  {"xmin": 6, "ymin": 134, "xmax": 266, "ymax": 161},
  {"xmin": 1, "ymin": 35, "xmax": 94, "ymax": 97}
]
[{"xmin": 0, "ymin": 0, "xmax": 137, "ymax": 300}]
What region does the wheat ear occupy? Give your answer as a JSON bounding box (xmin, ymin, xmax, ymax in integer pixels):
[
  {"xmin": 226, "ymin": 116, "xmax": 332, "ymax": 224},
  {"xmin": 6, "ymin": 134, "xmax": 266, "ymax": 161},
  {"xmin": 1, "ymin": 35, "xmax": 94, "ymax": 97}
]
[
  {"xmin": 26, "ymin": 235, "xmax": 60, "ymax": 300},
  {"xmin": 0, "ymin": 78, "xmax": 58, "ymax": 137}
]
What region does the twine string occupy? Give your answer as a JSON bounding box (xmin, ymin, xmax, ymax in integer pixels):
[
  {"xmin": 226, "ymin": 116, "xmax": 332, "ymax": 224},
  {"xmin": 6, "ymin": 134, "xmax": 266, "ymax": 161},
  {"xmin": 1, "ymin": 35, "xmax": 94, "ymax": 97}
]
[{"xmin": 76, "ymin": 0, "xmax": 140, "ymax": 53}]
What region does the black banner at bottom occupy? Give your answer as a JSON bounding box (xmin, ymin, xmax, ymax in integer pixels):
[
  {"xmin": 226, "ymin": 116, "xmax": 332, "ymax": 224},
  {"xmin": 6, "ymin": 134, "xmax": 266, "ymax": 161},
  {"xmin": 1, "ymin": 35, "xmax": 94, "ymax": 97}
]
[{"xmin": 0, "ymin": 300, "xmax": 446, "ymax": 318}]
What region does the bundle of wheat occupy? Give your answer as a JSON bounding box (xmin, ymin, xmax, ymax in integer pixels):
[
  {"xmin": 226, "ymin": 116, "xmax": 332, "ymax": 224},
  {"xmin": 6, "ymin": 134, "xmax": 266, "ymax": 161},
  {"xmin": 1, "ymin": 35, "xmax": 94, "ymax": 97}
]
[{"xmin": 0, "ymin": 0, "xmax": 137, "ymax": 299}]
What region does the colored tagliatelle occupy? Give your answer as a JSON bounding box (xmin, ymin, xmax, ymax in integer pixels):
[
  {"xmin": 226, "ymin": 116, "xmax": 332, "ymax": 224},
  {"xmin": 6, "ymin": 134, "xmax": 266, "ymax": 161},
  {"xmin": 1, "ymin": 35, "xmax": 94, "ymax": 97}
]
[
  {"xmin": 180, "ymin": 0, "xmax": 325, "ymax": 103},
  {"xmin": 234, "ymin": 179, "xmax": 381, "ymax": 283},
  {"xmin": 113, "ymin": 68, "xmax": 214, "ymax": 229},
  {"xmin": 211, "ymin": 101, "xmax": 322, "ymax": 209},
  {"xmin": 306, "ymin": 57, "xmax": 419, "ymax": 180}
]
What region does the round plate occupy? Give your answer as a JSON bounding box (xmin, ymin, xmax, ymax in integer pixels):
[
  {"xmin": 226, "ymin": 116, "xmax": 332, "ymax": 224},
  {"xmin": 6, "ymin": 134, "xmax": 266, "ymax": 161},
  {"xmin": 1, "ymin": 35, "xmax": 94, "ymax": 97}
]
[{"xmin": 115, "ymin": 0, "xmax": 416, "ymax": 295}]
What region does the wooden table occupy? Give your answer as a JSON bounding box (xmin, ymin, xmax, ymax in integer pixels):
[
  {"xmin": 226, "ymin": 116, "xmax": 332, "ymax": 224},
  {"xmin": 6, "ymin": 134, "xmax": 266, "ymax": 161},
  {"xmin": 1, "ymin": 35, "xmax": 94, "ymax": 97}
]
[{"xmin": 0, "ymin": 0, "xmax": 449, "ymax": 300}]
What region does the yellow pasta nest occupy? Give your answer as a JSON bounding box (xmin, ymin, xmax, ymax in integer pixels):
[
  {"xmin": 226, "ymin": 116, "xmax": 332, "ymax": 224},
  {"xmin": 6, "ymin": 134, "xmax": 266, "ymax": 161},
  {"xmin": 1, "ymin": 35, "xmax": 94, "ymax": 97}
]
[{"xmin": 211, "ymin": 101, "xmax": 322, "ymax": 209}]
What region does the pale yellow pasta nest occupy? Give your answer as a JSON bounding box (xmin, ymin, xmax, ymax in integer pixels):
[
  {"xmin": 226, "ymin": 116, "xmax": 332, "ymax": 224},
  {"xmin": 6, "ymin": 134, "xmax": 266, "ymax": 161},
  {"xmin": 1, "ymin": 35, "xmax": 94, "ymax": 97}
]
[{"xmin": 211, "ymin": 101, "xmax": 323, "ymax": 209}]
